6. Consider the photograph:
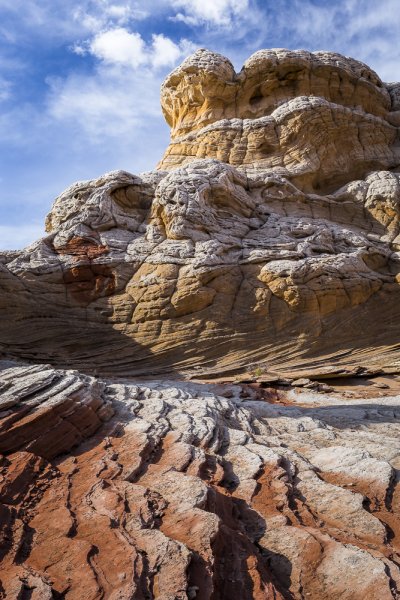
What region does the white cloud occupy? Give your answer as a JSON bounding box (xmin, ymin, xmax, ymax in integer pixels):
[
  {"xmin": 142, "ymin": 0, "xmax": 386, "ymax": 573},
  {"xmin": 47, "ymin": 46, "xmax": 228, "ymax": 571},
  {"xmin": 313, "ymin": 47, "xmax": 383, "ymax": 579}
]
[
  {"xmin": 46, "ymin": 31, "xmax": 195, "ymax": 145},
  {"xmin": 75, "ymin": 27, "xmax": 195, "ymax": 70},
  {"xmin": 342, "ymin": 0, "xmax": 400, "ymax": 33},
  {"xmin": 0, "ymin": 0, "xmax": 151, "ymax": 43},
  {"xmin": 152, "ymin": 33, "xmax": 186, "ymax": 67},
  {"xmin": 71, "ymin": 2, "xmax": 150, "ymax": 34},
  {"xmin": 0, "ymin": 77, "xmax": 12, "ymax": 102},
  {"xmin": 89, "ymin": 28, "xmax": 147, "ymax": 68},
  {"xmin": 47, "ymin": 67, "xmax": 160, "ymax": 140},
  {"xmin": 268, "ymin": 0, "xmax": 400, "ymax": 82},
  {"xmin": 107, "ymin": 4, "xmax": 147, "ymax": 22},
  {"xmin": 171, "ymin": 0, "xmax": 249, "ymax": 26}
]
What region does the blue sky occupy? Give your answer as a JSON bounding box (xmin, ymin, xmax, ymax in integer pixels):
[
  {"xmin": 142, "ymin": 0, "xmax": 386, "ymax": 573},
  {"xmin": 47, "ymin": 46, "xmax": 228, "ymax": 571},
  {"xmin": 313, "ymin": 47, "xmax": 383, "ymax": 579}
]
[{"xmin": 1, "ymin": 0, "xmax": 399, "ymax": 249}]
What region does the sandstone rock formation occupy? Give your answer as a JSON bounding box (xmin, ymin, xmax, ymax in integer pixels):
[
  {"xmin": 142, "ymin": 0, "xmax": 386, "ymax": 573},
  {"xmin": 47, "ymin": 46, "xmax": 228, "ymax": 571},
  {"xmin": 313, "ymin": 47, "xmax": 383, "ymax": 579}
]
[
  {"xmin": 1, "ymin": 49, "xmax": 400, "ymax": 377},
  {"xmin": 1, "ymin": 48, "xmax": 400, "ymax": 599},
  {"xmin": 1, "ymin": 361, "xmax": 400, "ymax": 599}
]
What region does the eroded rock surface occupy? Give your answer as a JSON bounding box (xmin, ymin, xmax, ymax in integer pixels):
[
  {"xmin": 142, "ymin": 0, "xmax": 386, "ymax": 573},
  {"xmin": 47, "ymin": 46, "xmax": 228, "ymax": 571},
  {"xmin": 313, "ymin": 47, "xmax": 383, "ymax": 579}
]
[
  {"xmin": 1, "ymin": 48, "xmax": 400, "ymax": 598},
  {"xmin": 159, "ymin": 49, "xmax": 399, "ymax": 185},
  {"xmin": 1, "ymin": 49, "xmax": 400, "ymax": 377},
  {"xmin": 1, "ymin": 361, "xmax": 400, "ymax": 599}
]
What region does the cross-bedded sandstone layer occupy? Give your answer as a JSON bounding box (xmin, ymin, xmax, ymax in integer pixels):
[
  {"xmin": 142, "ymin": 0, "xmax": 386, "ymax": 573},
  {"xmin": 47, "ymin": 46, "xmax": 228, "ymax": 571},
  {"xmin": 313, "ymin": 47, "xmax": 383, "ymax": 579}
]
[
  {"xmin": 1, "ymin": 48, "xmax": 400, "ymax": 599},
  {"xmin": 1, "ymin": 49, "xmax": 400, "ymax": 377},
  {"xmin": 1, "ymin": 361, "xmax": 400, "ymax": 599}
]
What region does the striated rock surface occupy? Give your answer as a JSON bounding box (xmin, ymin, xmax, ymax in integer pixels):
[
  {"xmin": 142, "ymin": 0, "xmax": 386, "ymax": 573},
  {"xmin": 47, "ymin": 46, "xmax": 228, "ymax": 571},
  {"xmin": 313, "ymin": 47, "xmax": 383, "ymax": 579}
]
[
  {"xmin": 1, "ymin": 49, "xmax": 400, "ymax": 377},
  {"xmin": 1, "ymin": 48, "xmax": 400, "ymax": 598},
  {"xmin": 1, "ymin": 361, "xmax": 400, "ymax": 598},
  {"xmin": 159, "ymin": 49, "xmax": 400, "ymax": 184}
]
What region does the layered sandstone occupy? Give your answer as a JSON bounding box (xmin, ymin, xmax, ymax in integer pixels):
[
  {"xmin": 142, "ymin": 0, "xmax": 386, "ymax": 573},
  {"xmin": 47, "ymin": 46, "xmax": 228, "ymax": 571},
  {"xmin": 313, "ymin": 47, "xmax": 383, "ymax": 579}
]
[
  {"xmin": 1, "ymin": 49, "xmax": 400, "ymax": 377},
  {"xmin": 1, "ymin": 361, "xmax": 400, "ymax": 599},
  {"xmin": 159, "ymin": 49, "xmax": 400, "ymax": 188},
  {"xmin": 1, "ymin": 48, "xmax": 400, "ymax": 599}
]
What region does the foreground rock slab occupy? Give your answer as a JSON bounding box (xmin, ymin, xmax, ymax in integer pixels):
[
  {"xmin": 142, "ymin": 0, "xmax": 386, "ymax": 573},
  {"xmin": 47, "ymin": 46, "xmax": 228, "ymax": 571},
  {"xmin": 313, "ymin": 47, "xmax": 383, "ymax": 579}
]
[{"xmin": 1, "ymin": 361, "xmax": 400, "ymax": 599}]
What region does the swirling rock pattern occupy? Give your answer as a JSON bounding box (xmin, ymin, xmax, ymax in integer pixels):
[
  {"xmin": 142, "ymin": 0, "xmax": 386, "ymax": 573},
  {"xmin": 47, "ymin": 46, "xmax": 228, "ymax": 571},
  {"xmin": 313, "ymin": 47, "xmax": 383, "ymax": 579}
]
[
  {"xmin": 1, "ymin": 49, "xmax": 400, "ymax": 376},
  {"xmin": 1, "ymin": 361, "xmax": 400, "ymax": 598},
  {"xmin": 1, "ymin": 48, "xmax": 400, "ymax": 598}
]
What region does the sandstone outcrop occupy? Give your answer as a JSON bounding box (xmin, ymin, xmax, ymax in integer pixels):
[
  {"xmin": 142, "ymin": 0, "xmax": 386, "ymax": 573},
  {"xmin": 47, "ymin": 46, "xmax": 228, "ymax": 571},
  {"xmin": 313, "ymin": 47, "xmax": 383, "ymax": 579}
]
[
  {"xmin": 159, "ymin": 50, "xmax": 400, "ymax": 186},
  {"xmin": 1, "ymin": 361, "xmax": 400, "ymax": 598},
  {"xmin": 1, "ymin": 49, "xmax": 400, "ymax": 377},
  {"xmin": 1, "ymin": 48, "xmax": 400, "ymax": 599}
]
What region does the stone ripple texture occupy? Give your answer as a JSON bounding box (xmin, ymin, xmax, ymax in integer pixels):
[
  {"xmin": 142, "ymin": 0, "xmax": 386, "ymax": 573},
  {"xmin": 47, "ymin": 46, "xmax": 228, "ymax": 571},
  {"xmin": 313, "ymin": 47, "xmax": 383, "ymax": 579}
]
[
  {"xmin": 2, "ymin": 362, "xmax": 400, "ymax": 599},
  {"xmin": 1, "ymin": 48, "xmax": 400, "ymax": 599}
]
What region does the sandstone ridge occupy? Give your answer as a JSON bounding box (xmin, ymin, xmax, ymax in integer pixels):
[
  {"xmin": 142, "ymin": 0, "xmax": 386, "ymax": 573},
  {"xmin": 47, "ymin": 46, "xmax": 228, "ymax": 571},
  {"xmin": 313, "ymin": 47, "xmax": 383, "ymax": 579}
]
[
  {"xmin": 2, "ymin": 49, "xmax": 400, "ymax": 377},
  {"xmin": 1, "ymin": 361, "xmax": 400, "ymax": 599},
  {"xmin": 159, "ymin": 49, "xmax": 400, "ymax": 190},
  {"xmin": 1, "ymin": 48, "xmax": 400, "ymax": 600}
]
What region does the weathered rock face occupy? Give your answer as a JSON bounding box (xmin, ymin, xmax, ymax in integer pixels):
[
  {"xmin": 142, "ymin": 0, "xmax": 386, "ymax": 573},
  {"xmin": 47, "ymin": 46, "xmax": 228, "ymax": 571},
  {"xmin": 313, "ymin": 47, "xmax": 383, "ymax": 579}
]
[
  {"xmin": 2, "ymin": 361, "xmax": 400, "ymax": 599},
  {"xmin": 1, "ymin": 49, "xmax": 400, "ymax": 377},
  {"xmin": 159, "ymin": 49, "xmax": 400, "ymax": 186},
  {"xmin": 1, "ymin": 47, "xmax": 400, "ymax": 599}
]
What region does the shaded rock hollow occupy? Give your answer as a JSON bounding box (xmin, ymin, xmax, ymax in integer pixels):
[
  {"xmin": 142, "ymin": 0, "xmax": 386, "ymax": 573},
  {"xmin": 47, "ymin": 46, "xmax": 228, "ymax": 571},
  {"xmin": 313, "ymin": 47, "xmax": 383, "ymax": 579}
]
[{"xmin": 1, "ymin": 48, "xmax": 400, "ymax": 599}]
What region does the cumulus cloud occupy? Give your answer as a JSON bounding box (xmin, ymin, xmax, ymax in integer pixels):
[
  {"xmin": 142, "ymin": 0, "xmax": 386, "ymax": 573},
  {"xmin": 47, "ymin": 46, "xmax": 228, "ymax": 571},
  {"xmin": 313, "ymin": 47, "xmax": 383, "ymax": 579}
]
[
  {"xmin": 74, "ymin": 27, "xmax": 195, "ymax": 70},
  {"xmin": 88, "ymin": 28, "xmax": 147, "ymax": 67},
  {"xmin": 46, "ymin": 29, "xmax": 196, "ymax": 145},
  {"xmin": 171, "ymin": 0, "xmax": 249, "ymax": 26},
  {"xmin": 152, "ymin": 33, "xmax": 191, "ymax": 67}
]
